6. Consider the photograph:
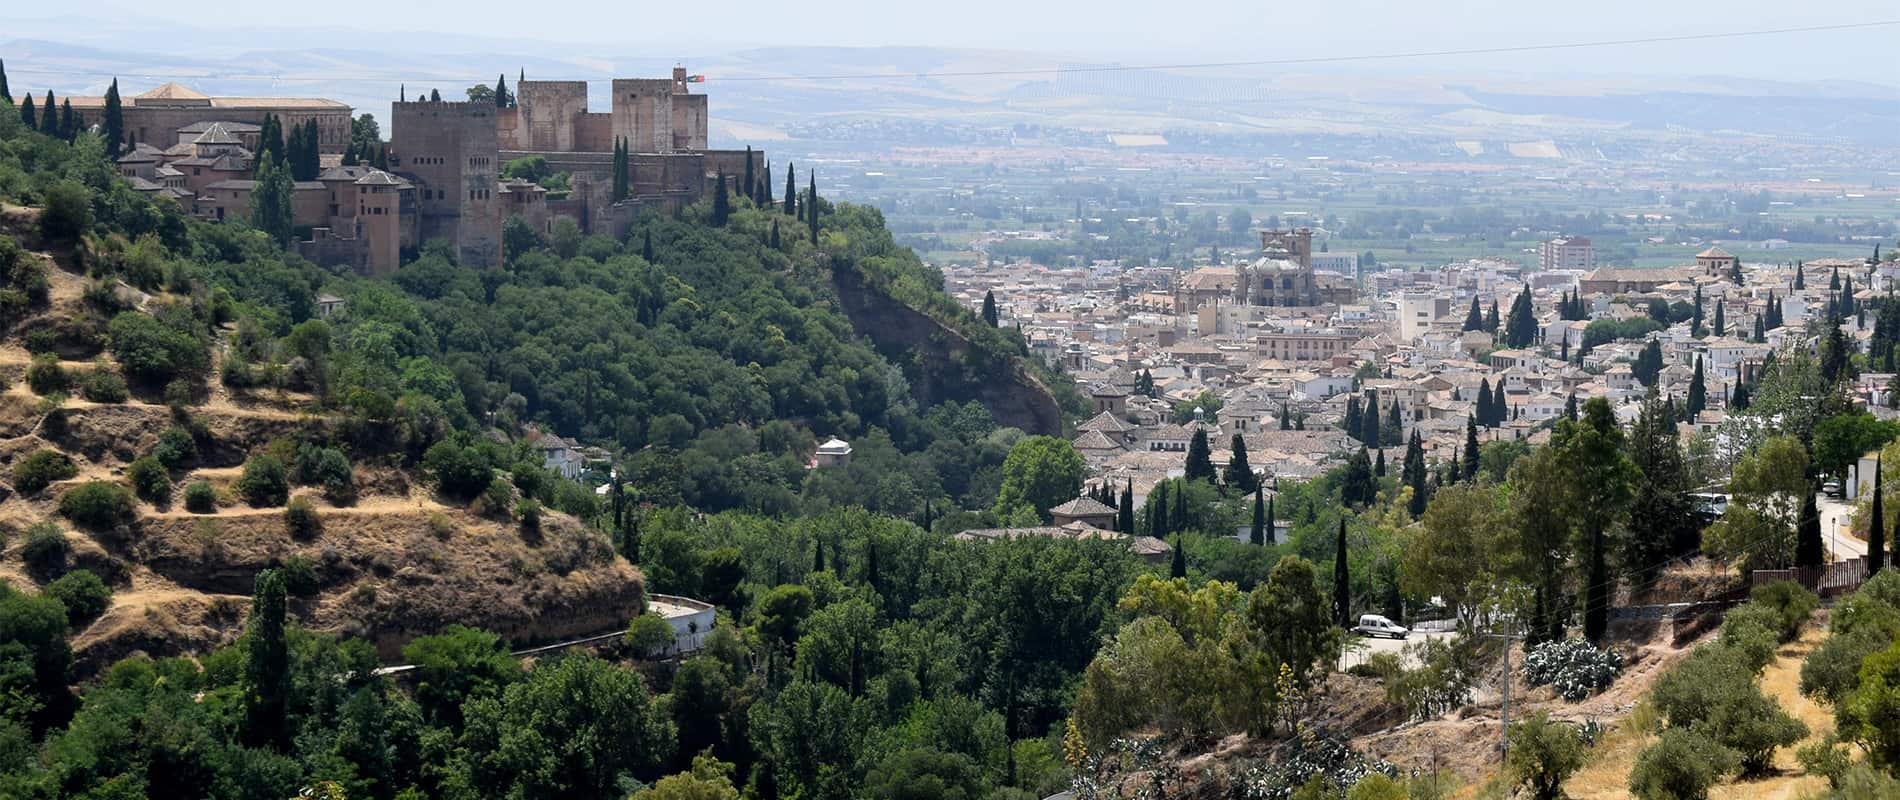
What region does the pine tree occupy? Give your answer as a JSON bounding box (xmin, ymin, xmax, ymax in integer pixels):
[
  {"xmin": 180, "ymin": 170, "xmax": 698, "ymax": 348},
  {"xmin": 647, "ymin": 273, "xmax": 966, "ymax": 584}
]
[
  {"xmin": 19, "ymin": 93, "xmax": 34, "ymax": 130},
  {"xmin": 242, "ymin": 569, "xmax": 291, "ymax": 750},
  {"xmin": 1171, "ymin": 532, "xmax": 1187, "ymax": 579},
  {"xmin": 783, "ymin": 163, "xmax": 797, "ymax": 217},
  {"xmin": 103, "ymin": 78, "xmax": 123, "ymax": 157},
  {"xmin": 1869, "ymin": 457, "xmax": 1885, "ymax": 577},
  {"xmin": 1119, "ymin": 479, "xmax": 1136, "ymax": 534},
  {"xmin": 1184, "ymin": 428, "xmax": 1216, "ymax": 483},
  {"xmin": 981, "ymin": 290, "xmax": 999, "ymax": 327},
  {"xmin": 1463, "ymin": 295, "xmax": 1484, "ymax": 331},
  {"xmin": 743, "ymin": 146, "xmax": 755, "ymax": 204},
  {"xmin": 1464, "ymin": 415, "xmax": 1481, "ymax": 480},
  {"xmin": 1250, "ymin": 485, "xmax": 1266, "ymax": 545},
  {"xmin": 711, "ymin": 169, "xmax": 730, "ymax": 226},
  {"xmin": 1333, "ymin": 518, "xmax": 1351, "ymax": 627},
  {"xmin": 1225, "ymin": 433, "xmax": 1256, "ymax": 492},
  {"xmin": 1687, "ymin": 356, "xmax": 1706, "ymax": 417},
  {"xmin": 1796, "ymin": 490, "xmax": 1824, "ymax": 568}
]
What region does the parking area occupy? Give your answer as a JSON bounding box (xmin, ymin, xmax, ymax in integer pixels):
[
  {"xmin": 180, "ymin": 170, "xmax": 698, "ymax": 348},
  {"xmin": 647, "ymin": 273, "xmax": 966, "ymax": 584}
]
[{"xmin": 1337, "ymin": 628, "xmax": 1458, "ymax": 671}]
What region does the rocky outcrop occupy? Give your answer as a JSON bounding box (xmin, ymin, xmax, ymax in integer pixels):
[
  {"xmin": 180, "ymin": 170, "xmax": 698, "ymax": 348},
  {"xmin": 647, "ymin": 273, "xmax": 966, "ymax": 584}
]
[{"xmin": 828, "ymin": 263, "xmax": 1062, "ymax": 436}]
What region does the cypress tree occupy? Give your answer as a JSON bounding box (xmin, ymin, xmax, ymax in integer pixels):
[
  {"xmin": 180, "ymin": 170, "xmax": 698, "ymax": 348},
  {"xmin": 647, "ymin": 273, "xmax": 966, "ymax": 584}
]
[
  {"xmin": 1224, "ymin": 433, "xmax": 1256, "ymax": 492},
  {"xmin": 1686, "ymin": 356, "xmax": 1706, "ymax": 417},
  {"xmin": 1505, "ymin": 287, "xmax": 1535, "ymax": 348},
  {"xmin": 1343, "ymin": 396, "xmax": 1362, "ymax": 439},
  {"xmin": 1403, "ymin": 429, "xmax": 1428, "ymax": 517},
  {"xmin": 1385, "ymin": 398, "xmax": 1402, "ymax": 446},
  {"xmin": 1374, "ymin": 448, "xmax": 1385, "ymax": 477},
  {"xmin": 60, "ymin": 97, "xmax": 78, "ymax": 141},
  {"xmin": 250, "ymin": 155, "xmax": 295, "ymax": 247},
  {"xmin": 1184, "ymin": 428, "xmax": 1216, "ymax": 483},
  {"xmin": 1265, "ymin": 495, "xmax": 1276, "ymax": 543},
  {"xmin": 642, "ymin": 229, "xmax": 654, "ymax": 263},
  {"xmin": 770, "ymin": 219, "xmax": 781, "ymax": 249},
  {"xmin": 103, "ymin": 78, "xmax": 123, "ymax": 157},
  {"xmin": 711, "ymin": 169, "xmax": 730, "ymax": 226},
  {"xmin": 1565, "ymin": 393, "xmax": 1579, "ymax": 422},
  {"xmin": 1464, "ymin": 415, "xmax": 1481, "ymax": 480},
  {"xmin": 1795, "ymin": 264, "xmax": 1806, "ymax": 290},
  {"xmin": 1484, "ymin": 299, "xmax": 1500, "ymax": 333},
  {"xmin": 783, "ymin": 163, "xmax": 797, "ymax": 217},
  {"xmin": 1691, "ymin": 285, "xmax": 1705, "ymax": 336},
  {"xmin": 495, "ymin": 73, "xmax": 509, "ymax": 107},
  {"xmin": 1713, "ymin": 300, "xmax": 1725, "ymax": 337},
  {"xmin": 1360, "ymin": 391, "xmax": 1381, "ymax": 446},
  {"xmin": 1280, "ymin": 405, "xmax": 1292, "ymax": 430},
  {"xmin": 20, "ymin": 93, "xmax": 34, "ymax": 130},
  {"xmin": 760, "ymin": 163, "xmax": 773, "ymax": 207},
  {"xmin": 814, "ymin": 536, "xmax": 826, "ymax": 573},
  {"xmin": 743, "ymin": 146, "xmax": 755, "ymax": 203},
  {"xmin": 1476, "ymin": 378, "xmax": 1493, "ymax": 426},
  {"xmin": 242, "ymin": 569, "xmax": 291, "ymax": 750},
  {"xmin": 1119, "ymin": 479, "xmax": 1135, "ymax": 534},
  {"xmin": 1333, "ymin": 518, "xmax": 1351, "ymax": 627},
  {"xmin": 1493, "ymin": 380, "xmax": 1507, "ymax": 423},
  {"xmin": 981, "ymin": 290, "xmax": 999, "ymax": 326},
  {"xmin": 430, "ymin": 88, "xmax": 441, "ymax": 102},
  {"xmin": 808, "ymin": 174, "xmax": 819, "ymax": 245},
  {"xmin": 1150, "ymin": 481, "xmax": 1170, "ymax": 537},
  {"xmin": 1870, "ymin": 456, "xmax": 1886, "ymax": 577},
  {"xmin": 1250, "ymin": 485, "xmax": 1266, "ymax": 545},
  {"xmin": 0, "ymin": 58, "xmax": 9, "ymax": 105},
  {"xmin": 39, "ymin": 90, "xmax": 57, "ymax": 137},
  {"xmin": 1795, "ymin": 490, "xmax": 1824, "ymax": 569},
  {"xmin": 1173, "ymin": 479, "xmax": 1188, "ymax": 532},
  {"xmin": 1463, "ymin": 295, "xmax": 1484, "ymax": 331},
  {"xmin": 1753, "ymin": 315, "xmax": 1766, "ymax": 342}
]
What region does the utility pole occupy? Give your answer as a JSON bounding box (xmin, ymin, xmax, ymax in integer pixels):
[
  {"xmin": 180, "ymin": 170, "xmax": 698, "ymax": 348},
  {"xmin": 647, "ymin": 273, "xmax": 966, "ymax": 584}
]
[{"xmin": 1485, "ymin": 627, "xmax": 1525, "ymax": 760}]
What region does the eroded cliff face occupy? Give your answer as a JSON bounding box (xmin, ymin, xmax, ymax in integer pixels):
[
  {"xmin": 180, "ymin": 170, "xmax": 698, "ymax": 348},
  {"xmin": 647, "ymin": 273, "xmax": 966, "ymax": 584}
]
[{"xmin": 828, "ymin": 263, "xmax": 1062, "ymax": 436}]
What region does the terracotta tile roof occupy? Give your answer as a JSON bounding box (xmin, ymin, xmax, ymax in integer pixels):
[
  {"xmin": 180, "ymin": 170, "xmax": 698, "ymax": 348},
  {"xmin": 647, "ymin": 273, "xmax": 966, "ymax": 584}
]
[{"xmin": 1049, "ymin": 497, "xmax": 1116, "ymax": 517}]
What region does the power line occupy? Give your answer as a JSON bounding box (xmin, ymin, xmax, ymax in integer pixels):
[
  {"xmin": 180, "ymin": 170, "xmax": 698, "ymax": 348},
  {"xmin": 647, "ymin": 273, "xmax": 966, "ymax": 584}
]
[{"xmin": 4, "ymin": 19, "xmax": 1898, "ymax": 89}]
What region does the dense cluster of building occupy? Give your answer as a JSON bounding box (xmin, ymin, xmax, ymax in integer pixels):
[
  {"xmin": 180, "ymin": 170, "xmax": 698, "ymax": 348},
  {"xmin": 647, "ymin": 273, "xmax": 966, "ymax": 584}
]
[
  {"xmin": 955, "ymin": 231, "xmax": 1891, "ymax": 536},
  {"xmin": 74, "ymin": 68, "xmax": 755, "ymax": 273}
]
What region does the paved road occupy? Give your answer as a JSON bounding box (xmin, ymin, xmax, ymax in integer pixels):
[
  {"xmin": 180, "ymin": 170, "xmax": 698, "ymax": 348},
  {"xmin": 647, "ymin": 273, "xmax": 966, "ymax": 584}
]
[
  {"xmin": 1337, "ymin": 629, "xmax": 1457, "ymax": 671},
  {"xmin": 1817, "ymin": 493, "xmax": 1868, "ymax": 562}
]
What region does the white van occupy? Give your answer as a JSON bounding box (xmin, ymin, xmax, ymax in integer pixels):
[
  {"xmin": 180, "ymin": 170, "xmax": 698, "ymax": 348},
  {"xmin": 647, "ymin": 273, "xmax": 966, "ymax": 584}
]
[{"xmin": 1352, "ymin": 614, "xmax": 1409, "ymax": 640}]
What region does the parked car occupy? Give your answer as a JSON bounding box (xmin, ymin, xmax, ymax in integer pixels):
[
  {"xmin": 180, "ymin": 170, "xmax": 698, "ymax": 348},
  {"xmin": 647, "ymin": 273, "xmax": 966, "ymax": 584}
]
[
  {"xmin": 1352, "ymin": 614, "xmax": 1409, "ymax": 640},
  {"xmin": 1823, "ymin": 480, "xmax": 1843, "ymax": 498}
]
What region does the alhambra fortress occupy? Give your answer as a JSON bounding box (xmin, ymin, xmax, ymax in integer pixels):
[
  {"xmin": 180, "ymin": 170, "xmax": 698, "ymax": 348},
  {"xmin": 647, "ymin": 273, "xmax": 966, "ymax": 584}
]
[{"xmin": 64, "ymin": 67, "xmax": 758, "ymax": 273}]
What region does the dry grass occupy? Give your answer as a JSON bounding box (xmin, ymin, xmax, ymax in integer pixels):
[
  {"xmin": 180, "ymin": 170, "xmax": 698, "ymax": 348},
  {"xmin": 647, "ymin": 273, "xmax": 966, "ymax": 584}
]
[{"xmin": 1559, "ymin": 620, "xmax": 1834, "ymax": 800}]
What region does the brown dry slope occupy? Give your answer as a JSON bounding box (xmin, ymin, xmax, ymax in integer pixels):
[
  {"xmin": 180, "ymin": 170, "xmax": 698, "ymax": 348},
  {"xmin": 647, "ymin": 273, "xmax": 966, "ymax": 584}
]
[{"xmin": 0, "ymin": 226, "xmax": 642, "ymax": 670}]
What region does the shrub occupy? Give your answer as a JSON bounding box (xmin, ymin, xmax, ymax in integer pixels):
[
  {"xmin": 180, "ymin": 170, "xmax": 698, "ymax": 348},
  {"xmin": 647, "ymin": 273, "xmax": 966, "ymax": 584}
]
[
  {"xmin": 12, "ymin": 448, "xmax": 77, "ymax": 494},
  {"xmin": 284, "ymin": 497, "xmax": 321, "ymax": 539},
  {"xmin": 476, "ymin": 477, "xmax": 514, "ymax": 519},
  {"xmin": 1629, "ymin": 727, "xmax": 1736, "ymax": 800},
  {"xmin": 183, "ymin": 480, "xmax": 218, "ymax": 513},
  {"xmin": 517, "ymin": 499, "xmax": 542, "ymax": 535},
  {"xmin": 58, "ymin": 481, "xmax": 136, "ymax": 530},
  {"xmin": 1505, "ymin": 712, "xmax": 1585, "ymax": 800},
  {"xmin": 1345, "ymin": 773, "xmax": 1407, "ymax": 800},
  {"xmin": 627, "ymin": 612, "xmax": 676, "ymax": 657},
  {"xmin": 1522, "ymin": 639, "xmax": 1624, "ymax": 701},
  {"xmin": 26, "ymin": 353, "xmax": 66, "ymax": 395},
  {"xmin": 1717, "ymin": 604, "xmax": 1782, "ymax": 673},
  {"xmin": 236, "ymin": 455, "xmax": 289, "ymax": 507},
  {"xmin": 1836, "ymin": 639, "xmax": 1900, "ymax": 771},
  {"xmin": 422, "ymin": 440, "xmax": 493, "ymax": 500},
  {"xmin": 280, "ymin": 554, "xmax": 320, "ymax": 596},
  {"xmin": 1748, "ymin": 580, "xmax": 1818, "ymax": 643},
  {"xmin": 1801, "ymin": 626, "xmax": 1891, "ymax": 706},
  {"xmin": 152, "ymin": 425, "xmax": 198, "ymax": 469},
  {"xmin": 293, "ymin": 444, "xmax": 355, "ymax": 504},
  {"xmin": 43, "ymin": 569, "xmax": 112, "ymax": 626},
  {"xmin": 39, "ymin": 180, "xmax": 93, "ymax": 241},
  {"xmin": 125, "ymin": 455, "xmax": 171, "ymax": 505},
  {"xmin": 77, "ymin": 369, "xmax": 128, "ymax": 403},
  {"xmin": 21, "ymin": 522, "xmax": 70, "ymax": 578},
  {"xmin": 108, "ymin": 311, "xmax": 209, "ymax": 386},
  {"xmin": 219, "ymin": 357, "xmax": 255, "ymax": 389},
  {"xmin": 1389, "ymin": 636, "xmax": 1477, "ymax": 720}
]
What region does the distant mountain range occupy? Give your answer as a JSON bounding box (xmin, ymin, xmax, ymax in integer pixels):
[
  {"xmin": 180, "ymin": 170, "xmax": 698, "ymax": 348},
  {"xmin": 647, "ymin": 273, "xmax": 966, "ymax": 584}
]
[{"xmin": 7, "ymin": 36, "xmax": 1899, "ymax": 151}]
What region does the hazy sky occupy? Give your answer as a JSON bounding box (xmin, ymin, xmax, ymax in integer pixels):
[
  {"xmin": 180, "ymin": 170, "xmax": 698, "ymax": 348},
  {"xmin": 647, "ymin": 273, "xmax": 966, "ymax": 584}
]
[{"xmin": 16, "ymin": 0, "xmax": 1900, "ymax": 84}]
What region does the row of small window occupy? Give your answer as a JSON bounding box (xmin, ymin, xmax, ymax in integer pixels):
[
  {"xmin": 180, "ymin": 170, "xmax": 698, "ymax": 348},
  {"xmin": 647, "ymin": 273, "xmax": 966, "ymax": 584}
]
[
  {"xmin": 469, "ymin": 189, "xmax": 491, "ymax": 200},
  {"xmin": 358, "ymin": 205, "xmax": 388, "ymax": 215},
  {"xmin": 413, "ymin": 156, "xmax": 446, "ymax": 166}
]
